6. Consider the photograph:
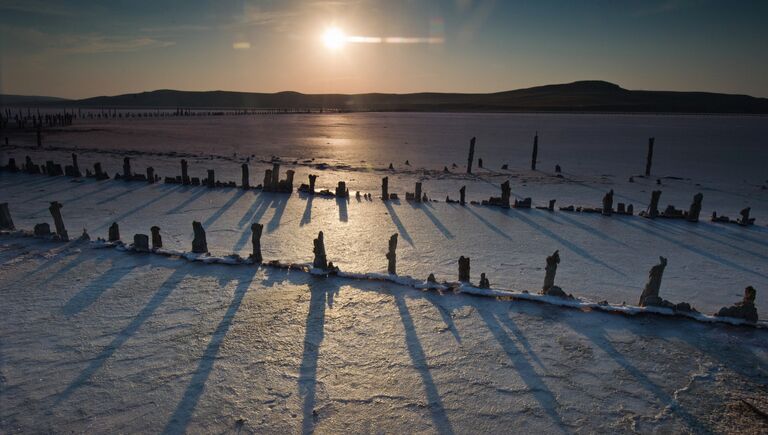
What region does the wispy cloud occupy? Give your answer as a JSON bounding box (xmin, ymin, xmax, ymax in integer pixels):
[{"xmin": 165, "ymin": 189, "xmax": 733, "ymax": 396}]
[{"xmin": 0, "ymin": 25, "xmax": 174, "ymax": 56}]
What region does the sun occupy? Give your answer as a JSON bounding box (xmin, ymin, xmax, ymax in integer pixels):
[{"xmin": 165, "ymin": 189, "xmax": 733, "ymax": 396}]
[{"xmin": 322, "ymin": 27, "xmax": 346, "ymax": 50}]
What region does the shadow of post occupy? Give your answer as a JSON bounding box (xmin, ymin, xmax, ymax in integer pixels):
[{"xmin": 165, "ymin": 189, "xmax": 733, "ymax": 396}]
[
  {"xmin": 336, "ymin": 197, "xmax": 348, "ymax": 223},
  {"xmin": 299, "ymin": 278, "xmax": 340, "ymax": 434},
  {"xmin": 394, "ymin": 293, "xmax": 455, "ymax": 435},
  {"xmin": 411, "ymin": 202, "xmax": 453, "ymax": 239},
  {"xmin": 384, "ymin": 201, "xmax": 414, "ymax": 246},
  {"xmin": 162, "ymin": 269, "xmax": 257, "ymax": 434},
  {"xmin": 301, "ymin": 195, "xmax": 314, "ymax": 226},
  {"xmin": 203, "ymin": 189, "xmax": 246, "ymax": 227}
]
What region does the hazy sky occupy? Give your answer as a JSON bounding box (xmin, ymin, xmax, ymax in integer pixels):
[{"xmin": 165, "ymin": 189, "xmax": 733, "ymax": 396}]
[{"xmin": 1, "ymin": 0, "xmax": 767, "ymax": 99}]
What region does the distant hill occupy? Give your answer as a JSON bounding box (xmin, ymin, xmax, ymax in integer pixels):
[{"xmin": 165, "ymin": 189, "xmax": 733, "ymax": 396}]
[
  {"xmin": 0, "ymin": 94, "xmax": 71, "ymax": 106},
  {"xmin": 5, "ymin": 81, "xmax": 768, "ymax": 113}
]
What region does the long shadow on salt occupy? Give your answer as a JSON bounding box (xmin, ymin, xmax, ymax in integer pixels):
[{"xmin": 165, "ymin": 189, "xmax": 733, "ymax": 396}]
[
  {"xmin": 298, "ymin": 277, "xmax": 341, "ymax": 435},
  {"xmin": 564, "ymin": 317, "xmax": 713, "ymax": 433},
  {"xmin": 460, "ymin": 205, "xmax": 513, "ymax": 241},
  {"xmin": 237, "ymin": 192, "xmax": 270, "ymax": 229},
  {"xmin": 233, "ymin": 195, "xmax": 273, "ymax": 252},
  {"xmin": 551, "ymin": 212, "xmax": 630, "ymax": 247},
  {"xmin": 163, "ymin": 267, "xmax": 258, "ymax": 434},
  {"xmin": 653, "ymin": 220, "xmax": 768, "ymax": 261},
  {"xmin": 612, "ymin": 217, "xmax": 768, "ymax": 280},
  {"xmin": 394, "ymin": 293, "xmax": 456, "ymax": 435},
  {"xmin": 301, "ymin": 195, "xmax": 314, "ymax": 226},
  {"xmin": 490, "ymin": 208, "xmax": 627, "ymax": 277},
  {"xmin": 410, "ymin": 202, "xmax": 454, "ymax": 239},
  {"xmin": 203, "ymin": 189, "xmax": 247, "ymax": 227},
  {"xmin": 94, "ymin": 184, "xmax": 185, "ymax": 232},
  {"xmin": 95, "ymin": 182, "xmax": 151, "ymax": 205},
  {"xmin": 477, "ymin": 305, "xmax": 570, "ymax": 434},
  {"xmin": 384, "ymin": 200, "xmax": 414, "ymax": 246},
  {"xmin": 336, "ymin": 196, "xmax": 348, "ymax": 222},
  {"xmin": 61, "ymin": 258, "xmax": 144, "ymax": 317},
  {"xmin": 267, "ymin": 194, "xmax": 289, "ymax": 233},
  {"xmin": 165, "ymin": 187, "xmax": 210, "ymax": 215},
  {"xmin": 53, "ymin": 264, "xmax": 191, "ymax": 406}
]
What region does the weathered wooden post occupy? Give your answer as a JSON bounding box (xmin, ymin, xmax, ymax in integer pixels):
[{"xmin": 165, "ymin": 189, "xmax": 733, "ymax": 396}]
[
  {"xmin": 133, "ymin": 234, "xmax": 150, "ymax": 252},
  {"xmin": 151, "ymin": 226, "xmax": 162, "ymax": 249},
  {"xmin": 414, "ymin": 182, "xmax": 422, "ymax": 202},
  {"xmin": 531, "ymin": 132, "xmax": 538, "ymax": 170},
  {"xmin": 147, "ymin": 167, "xmax": 155, "ymax": 183},
  {"xmin": 108, "ymin": 222, "xmax": 120, "ymax": 242},
  {"xmin": 271, "ymin": 163, "xmax": 280, "ymax": 188},
  {"xmin": 309, "ymin": 174, "xmax": 317, "ymax": 194},
  {"xmin": 181, "ymin": 159, "xmax": 190, "ymax": 185},
  {"xmin": 263, "ymin": 169, "xmax": 273, "ymax": 190},
  {"xmin": 71, "ymin": 153, "xmax": 81, "ymax": 177},
  {"xmin": 313, "ymin": 231, "xmax": 328, "ymax": 269},
  {"xmin": 386, "ymin": 233, "xmax": 398, "ymax": 274},
  {"xmin": 458, "ymin": 256, "xmax": 470, "ymax": 282},
  {"xmin": 206, "ymin": 169, "xmax": 215, "ymax": 188},
  {"xmin": 467, "ymin": 137, "xmax": 475, "ymax": 174},
  {"xmin": 241, "ymin": 163, "xmax": 250, "ymax": 189},
  {"xmin": 251, "ymin": 223, "xmax": 263, "ymax": 263},
  {"xmin": 48, "ymin": 201, "xmax": 68, "ymax": 241},
  {"xmin": 687, "ymin": 193, "xmax": 703, "ymax": 222},
  {"xmin": 500, "ymin": 181, "xmax": 511, "ymax": 208},
  {"xmin": 638, "ymin": 256, "xmax": 667, "ymax": 307},
  {"xmin": 602, "ymin": 189, "xmax": 614, "ymax": 216},
  {"xmin": 645, "ymin": 137, "xmax": 654, "ymax": 176},
  {"xmin": 542, "ymin": 250, "xmax": 560, "ymax": 292},
  {"xmin": 123, "ymin": 157, "xmax": 132, "ymax": 179},
  {"xmin": 460, "ymin": 186, "xmax": 466, "ymax": 206},
  {"xmin": 647, "ymin": 190, "xmax": 661, "ymax": 218},
  {"xmin": 381, "ymin": 176, "xmax": 389, "ymax": 200},
  {"xmin": 192, "ymin": 221, "xmax": 208, "ymax": 253},
  {"xmin": 0, "ymin": 203, "xmax": 14, "ymax": 230}
]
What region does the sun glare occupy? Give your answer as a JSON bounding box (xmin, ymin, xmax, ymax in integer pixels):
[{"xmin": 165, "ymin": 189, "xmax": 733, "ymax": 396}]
[{"xmin": 322, "ymin": 27, "xmax": 346, "ymax": 50}]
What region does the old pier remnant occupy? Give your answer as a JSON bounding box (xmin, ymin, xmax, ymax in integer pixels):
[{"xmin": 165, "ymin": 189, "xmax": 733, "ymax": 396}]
[
  {"xmin": 381, "ymin": 176, "xmax": 389, "ymax": 200},
  {"xmin": 241, "ymin": 163, "xmax": 250, "ymax": 189},
  {"xmin": 602, "ymin": 189, "xmax": 614, "ymax": 216},
  {"xmin": 687, "ymin": 193, "xmax": 703, "ymax": 222},
  {"xmin": 531, "ymin": 132, "xmax": 538, "ymax": 170},
  {"xmin": 151, "ymin": 226, "xmax": 162, "ymax": 249},
  {"xmin": 386, "ymin": 233, "xmax": 398, "ymax": 274},
  {"xmin": 206, "ymin": 169, "xmax": 215, "ymax": 188},
  {"xmin": 251, "ymin": 223, "xmax": 263, "ymax": 263},
  {"xmin": 716, "ymin": 286, "xmax": 758, "ymax": 323},
  {"xmin": 479, "ymin": 273, "xmax": 490, "ymax": 289},
  {"xmin": 460, "ymin": 186, "xmax": 466, "ymax": 206},
  {"xmin": 0, "ymin": 203, "xmax": 14, "ymax": 230},
  {"xmin": 191, "ymin": 221, "xmax": 208, "ymax": 253},
  {"xmin": 108, "ymin": 222, "xmax": 120, "ymax": 242},
  {"xmin": 48, "ymin": 201, "xmax": 68, "ymax": 241},
  {"xmin": 467, "ymin": 137, "xmax": 476, "ymax": 174},
  {"xmin": 313, "ymin": 231, "xmax": 328, "ymax": 269},
  {"xmin": 458, "ymin": 256, "xmax": 470, "ymax": 282},
  {"xmin": 638, "ymin": 256, "xmax": 667, "ymax": 307},
  {"xmin": 640, "ymin": 190, "xmax": 662, "ymax": 218},
  {"xmin": 335, "ymin": 181, "xmax": 349, "ymax": 198},
  {"xmin": 133, "ymin": 234, "xmax": 150, "ymax": 252},
  {"xmin": 123, "ymin": 157, "xmax": 132, "ymax": 179},
  {"xmin": 645, "ymin": 137, "xmax": 655, "ymax": 176},
  {"xmin": 181, "ymin": 159, "xmax": 190, "ymax": 185},
  {"xmin": 542, "ymin": 250, "xmax": 560, "ymax": 292},
  {"xmin": 309, "ymin": 174, "xmax": 318, "ymax": 194}
]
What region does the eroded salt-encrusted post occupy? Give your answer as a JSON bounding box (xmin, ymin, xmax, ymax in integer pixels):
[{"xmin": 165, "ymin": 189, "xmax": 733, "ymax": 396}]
[
  {"xmin": 479, "ymin": 273, "xmax": 490, "ymax": 289},
  {"xmin": 263, "ymin": 169, "xmax": 273, "ymax": 190},
  {"xmin": 381, "ymin": 176, "xmax": 389, "ymax": 200},
  {"xmin": 48, "ymin": 201, "xmax": 68, "ymax": 241},
  {"xmin": 647, "ymin": 190, "xmax": 662, "ymax": 218},
  {"xmin": 543, "ymin": 250, "xmax": 560, "ymax": 292},
  {"xmin": 645, "ymin": 137, "xmax": 655, "ymax": 176},
  {"xmin": 531, "ymin": 132, "xmax": 538, "ymax": 170},
  {"xmin": 687, "ymin": 193, "xmax": 703, "ymax": 222},
  {"xmin": 501, "ymin": 181, "xmax": 511, "ymax": 208},
  {"xmin": 313, "ymin": 231, "xmax": 328, "ymax": 269},
  {"xmin": 414, "ymin": 182, "xmax": 422, "ymax": 203},
  {"xmin": 271, "ymin": 163, "xmax": 280, "ymax": 188},
  {"xmin": 71, "ymin": 153, "xmax": 81, "ymax": 177},
  {"xmin": 241, "ymin": 163, "xmax": 250, "ymax": 189},
  {"xmin": 151, "ymin": 226, "xmax": 162, "ymax": 249},
  {"xmin": 123, "ymin": 157, "xmax": 132, "ymax": 180},
  {"xmin": 147, "ymin": 167, "xmax": 155, "ymax": 183},
  {"xmin": 192, "ymin": 221, "xmax": 208, "ymax": 253},
  {"xmin": 251, "ymin": 222, "xmax": 263, "ymax": 263},
  {"xmin": 309, "ymin": 174, "xmax": 318, "ymax": 194},
  {"xmin": 108, "ymin": 222, "xmax": 120, "ymax": 242},
  {"xmin": 285, "ymin": 170, "xmax": 295, "ymax": 192},
  {"xmin": 206, "ymin": 169, "xmax": 215, "ymax": 188},
  {"xmin": 386, "ymin": 233, "xmax": 398, "ymax": 274},
  {"xmin": 738, "ymin": 207, "xmax": 752, "ymax": 226},
  {"xmin": 460, "ymin": 186, "xmax": 466, "ymax": 206},
  {"xmin": 0, "ymin": 203, "xmax": 14, "ymax": 230},
  {"xmin": 181, "ymin": 159, "xmax": 190, "ymax": 185},
  {"xmin": 716, "ymin": 286, "xmax": 758, "ymax": 323},
  {"xmin": 638, "ymin": 256, "xmax": 667, "ymax": 306},
  {"xmin": 133, "ymin": 234, "xmax": 149, "ymax": 252},
  {"xmin": 458, "ymin": 256, "xmax": 470, "ymax": 282},
  {"xmin": 602, "ymin": 189, "xmax": 614, "ymax": 216},
  {"xmin": 467, "ymin": 137, "xmax": 475, "ymax": 174}
]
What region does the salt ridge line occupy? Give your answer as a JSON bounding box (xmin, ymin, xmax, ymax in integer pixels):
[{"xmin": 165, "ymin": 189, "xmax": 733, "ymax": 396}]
[{"xmin": 1, "ymin": 229, "xmax": 761, "ymax": 329}]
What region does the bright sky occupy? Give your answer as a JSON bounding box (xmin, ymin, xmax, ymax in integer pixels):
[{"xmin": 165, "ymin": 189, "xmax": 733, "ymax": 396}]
[{"xmin": 1, "ymin": 0, "xmax": 767, "ymax": 99}]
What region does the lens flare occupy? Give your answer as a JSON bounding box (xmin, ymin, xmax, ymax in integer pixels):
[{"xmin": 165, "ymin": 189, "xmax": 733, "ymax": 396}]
[{"xmin": 322, "ymin": 27, "xmax": 346, "ymax": 50}]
